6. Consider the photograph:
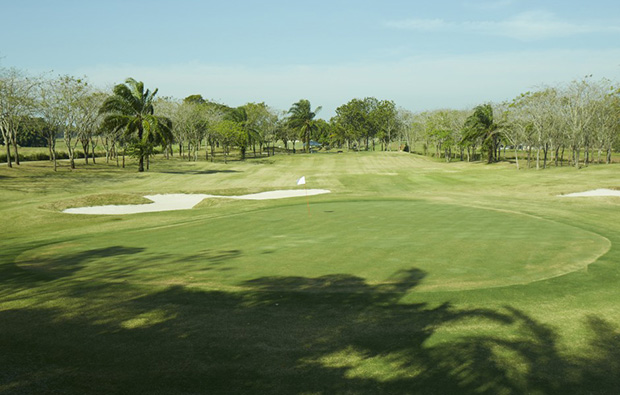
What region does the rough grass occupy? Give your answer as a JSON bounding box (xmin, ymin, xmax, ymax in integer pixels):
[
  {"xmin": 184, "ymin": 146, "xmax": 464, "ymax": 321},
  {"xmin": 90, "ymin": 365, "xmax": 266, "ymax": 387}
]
[
  {"xmin": 1, "ymin": 152, "xmax": 620, "ymax": 394},
  {"xmin": 40, "ymin": 193, "xmax": 153, "ymax": 211}
]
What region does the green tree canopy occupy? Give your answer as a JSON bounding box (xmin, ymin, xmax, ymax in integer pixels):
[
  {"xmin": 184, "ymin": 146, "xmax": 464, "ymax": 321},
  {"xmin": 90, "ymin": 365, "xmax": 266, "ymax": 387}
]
[
  {"xmin": 288, "ymin": 99, "xmax": 321, "ymax": 153},
  {"xmin": 463, "ymin": 104, "xmax": 498, "ymax": 164},
  {"xmin": 99, "ymin": 78, "xmax": 172, "ymax": 172}
]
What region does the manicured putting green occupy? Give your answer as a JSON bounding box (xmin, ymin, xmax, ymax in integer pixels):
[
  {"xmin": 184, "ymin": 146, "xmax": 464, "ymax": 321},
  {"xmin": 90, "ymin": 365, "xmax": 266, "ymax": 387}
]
[{"xmin": 19, "ymin": 200, "xmax": 609, "ymax": 292}]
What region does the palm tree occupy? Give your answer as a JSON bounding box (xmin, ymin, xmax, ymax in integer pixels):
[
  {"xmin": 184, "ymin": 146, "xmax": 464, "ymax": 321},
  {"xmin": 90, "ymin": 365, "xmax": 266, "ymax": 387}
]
[
  {"xmin": 463, "ymin": 104, "xmax": 498, "ymax": 164},
  {"xmin": 288, "ymin": 99, "xmax": 322, "ymax": 153},
  {"xmin": 225, "ymin": 106, "xmax": 260, "ymax": 160},
  {"xmin": 99, "ymin": 78, "xmax": 172, "ymax": 172}
]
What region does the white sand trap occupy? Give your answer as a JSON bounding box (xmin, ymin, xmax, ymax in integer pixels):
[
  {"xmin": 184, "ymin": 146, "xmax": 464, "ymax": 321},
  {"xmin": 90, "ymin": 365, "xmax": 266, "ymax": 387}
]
[
  {"xmin": 63, "ymin": 189, "xmax": 331, "ymax": 215},
  {"xmin": 227, "ymin": 189, "xmax": 330, "ymax": 200},
  {"xmin": 560, "ymin": 188, "xmax": 620, "ymax": 198}
]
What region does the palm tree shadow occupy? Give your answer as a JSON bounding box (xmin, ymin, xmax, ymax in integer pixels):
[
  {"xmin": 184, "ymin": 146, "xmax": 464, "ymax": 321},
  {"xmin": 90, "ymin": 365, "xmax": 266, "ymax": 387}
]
[
  {"xmin": 1, "ymin": 245, "xmax": 145, "ymax": 287},
  {"xmin": 158, "ymin": 169, "xmax": 240, "ymax": 175},
  {"xmin": 1, "ymin": 266, "xmax": 619, "ymax": 394}
]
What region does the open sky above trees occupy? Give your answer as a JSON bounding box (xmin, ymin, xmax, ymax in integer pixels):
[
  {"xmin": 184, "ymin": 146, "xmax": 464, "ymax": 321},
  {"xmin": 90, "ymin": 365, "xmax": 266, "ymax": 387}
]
[{"xmin": 2, "ymin": 0, "xmax": 620, "ymax": 118}]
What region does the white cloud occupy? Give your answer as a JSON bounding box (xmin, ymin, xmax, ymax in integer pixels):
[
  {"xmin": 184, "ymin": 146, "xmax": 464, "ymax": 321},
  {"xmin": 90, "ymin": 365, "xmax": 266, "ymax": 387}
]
[
  {"xmin": 386, "ymin": 11, "xmax": 620, "ymax": 41},
  {"xmin": 78, "ymin": 48, "xmax": 620, "ymax": 117},
  {"xmin": 470, "ymin": 11, "xmax": 613, "ymax": 40}
]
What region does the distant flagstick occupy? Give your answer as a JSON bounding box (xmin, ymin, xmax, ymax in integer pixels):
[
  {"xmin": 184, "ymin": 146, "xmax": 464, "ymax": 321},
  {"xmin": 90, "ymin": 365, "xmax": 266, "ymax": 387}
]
[{"xmin": 297, "ymin": 176, "xmax": 310, "ymax": 217}]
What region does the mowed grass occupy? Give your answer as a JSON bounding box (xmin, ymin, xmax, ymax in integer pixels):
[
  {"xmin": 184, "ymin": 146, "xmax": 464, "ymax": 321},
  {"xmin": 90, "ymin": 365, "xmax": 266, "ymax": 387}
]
[
  {"xmin": 16, "ymin": 201, "xmax": 609, "ymax": 293},
  {"xmin": 1, "ymin": 152, "xmax": 620, "ymax": 394}
]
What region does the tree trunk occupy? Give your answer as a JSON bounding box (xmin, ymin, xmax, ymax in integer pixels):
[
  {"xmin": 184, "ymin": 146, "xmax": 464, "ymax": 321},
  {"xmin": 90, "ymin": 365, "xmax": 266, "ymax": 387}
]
[
  {"xmin": 514, "ymin": 147, "xmax": 519, "ymax": 170},
  {"xmin": 12, "ymin": 138, "xmax": 20, "ymax": 165},
  {"xmin": 67, "ymin": 142, "xmax": 75, "ymax": 169},
  {"xmin": 138, "ymin": 125, "xmax": 144, "ymax": 172},
  {"xmin": 82, "ymin": 140, "xmax": 90, "ymax": 165},
  {"xmin": 4, "ymin": 142, "xmax": 12, "ymax": 168},
  {"xmin": 574, "ymin": 148, "xmax": 580, "ymax": 169}
]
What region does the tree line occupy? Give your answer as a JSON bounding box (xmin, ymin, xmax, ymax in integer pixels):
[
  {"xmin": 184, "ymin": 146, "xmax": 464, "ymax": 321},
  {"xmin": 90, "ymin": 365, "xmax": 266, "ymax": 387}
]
[
  {"xmin": 1, "ymin": 66, "xmax": 619, "ymax": 171},
  {"xmin": 402, "ymin": 77, "xmax": 620, "ymax": 169}
]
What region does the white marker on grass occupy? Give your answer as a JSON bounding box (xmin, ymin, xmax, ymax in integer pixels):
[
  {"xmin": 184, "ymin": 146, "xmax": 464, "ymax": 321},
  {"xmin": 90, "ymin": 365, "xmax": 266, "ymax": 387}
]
[{"xmin": 297, "ymin": 176, "xmax": 310, "ymax": 217}]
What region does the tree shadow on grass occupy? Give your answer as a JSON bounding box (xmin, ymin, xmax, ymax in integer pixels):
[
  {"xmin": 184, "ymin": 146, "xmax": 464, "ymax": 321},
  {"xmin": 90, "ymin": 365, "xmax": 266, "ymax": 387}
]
[
  {"xmin": 172, "ymin": 249, "xmax": 242, "ymax": 267},
  {"xmin": 12, "ymin": 246, "xmax": 145, "ymax": 280},
  {"xmin": 0, "ymin": 268, "xmax": 619, "ymax": 394},
  {"xmin": 0, "ymin": 244, "xmax": 145, "ymax": 289},
  {"xmin": 158, "ymin": 170, "xmax": 241, "ymax": 175}
]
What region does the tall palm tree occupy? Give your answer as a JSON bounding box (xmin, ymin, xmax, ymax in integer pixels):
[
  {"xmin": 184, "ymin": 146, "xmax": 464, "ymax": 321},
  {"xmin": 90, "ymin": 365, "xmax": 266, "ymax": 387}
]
[
  {"xmin": 99, "ymin": 78, "xmax": 172, "ymax": 172},
  {"xmin": 463, "ymin": 104, "xmax": 498, "ymax": 164},
  {"xmin": 288, "ymin": 99, "xmax": 321, "ymax": 153},
  {"xmin": 225, "ymin": 106, "xmax": 260, "ymax": 160}
]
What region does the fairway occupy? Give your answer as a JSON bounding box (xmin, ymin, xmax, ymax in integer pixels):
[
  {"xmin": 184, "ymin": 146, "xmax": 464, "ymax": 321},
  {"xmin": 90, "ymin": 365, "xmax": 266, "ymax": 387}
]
[
  {"xmin": 17, "ymin": 201, "xmax": 609, "ymax": 292},
  {"xmin": 1, "ymin": 152, "xmax": 620, "ymax": 394}
]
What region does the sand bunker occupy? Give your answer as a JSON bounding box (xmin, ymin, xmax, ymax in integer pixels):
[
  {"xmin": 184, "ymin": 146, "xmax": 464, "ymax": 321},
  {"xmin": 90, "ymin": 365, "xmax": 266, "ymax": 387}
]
[
  {"xmin": 560, "ymin": 189, "xmax": 620, "ymax": 198},
  {"xmin": 63, "ymin": 189, "xmax": 331, "ymax": 215}
]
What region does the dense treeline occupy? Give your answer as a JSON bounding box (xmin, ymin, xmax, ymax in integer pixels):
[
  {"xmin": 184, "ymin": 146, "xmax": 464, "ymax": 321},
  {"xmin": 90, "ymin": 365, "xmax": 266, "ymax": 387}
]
[{"xmin": 1, "ymin": 66, "xmax": 618, "ymax": 171}]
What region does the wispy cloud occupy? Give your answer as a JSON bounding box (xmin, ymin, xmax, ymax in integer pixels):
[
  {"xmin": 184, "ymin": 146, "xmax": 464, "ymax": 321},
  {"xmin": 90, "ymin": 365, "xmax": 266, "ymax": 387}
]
[{"xmin": 386, "ymin": 11, "xmax": 620, "ymax": 41}]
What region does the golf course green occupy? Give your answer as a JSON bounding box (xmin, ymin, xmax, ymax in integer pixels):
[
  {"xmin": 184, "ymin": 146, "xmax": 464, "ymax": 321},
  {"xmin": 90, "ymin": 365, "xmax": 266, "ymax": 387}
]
[{"xmin": 1, "ymin": 151, "xmax": 619, "ymax": 394}]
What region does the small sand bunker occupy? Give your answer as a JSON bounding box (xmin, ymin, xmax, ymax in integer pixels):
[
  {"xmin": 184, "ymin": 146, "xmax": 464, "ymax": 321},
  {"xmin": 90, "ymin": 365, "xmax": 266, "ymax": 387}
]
[
  {"xmin": 560, "ymin": 189, "xmax": 620, "ymax": 198},
  {"xmin": 63, "ymin": 189, "xmax": 331, "ymax": 215}
]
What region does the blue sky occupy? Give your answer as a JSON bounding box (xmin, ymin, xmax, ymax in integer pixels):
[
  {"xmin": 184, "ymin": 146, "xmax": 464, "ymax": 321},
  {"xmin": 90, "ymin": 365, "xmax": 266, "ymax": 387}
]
[{"xmin": 2, "ymin": 0, "xmax": 620, "ymax": 117}]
